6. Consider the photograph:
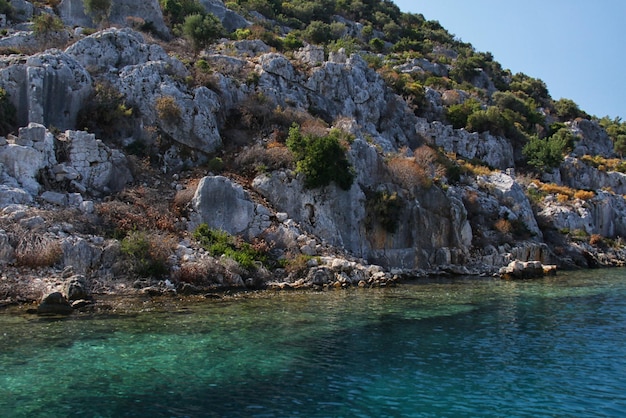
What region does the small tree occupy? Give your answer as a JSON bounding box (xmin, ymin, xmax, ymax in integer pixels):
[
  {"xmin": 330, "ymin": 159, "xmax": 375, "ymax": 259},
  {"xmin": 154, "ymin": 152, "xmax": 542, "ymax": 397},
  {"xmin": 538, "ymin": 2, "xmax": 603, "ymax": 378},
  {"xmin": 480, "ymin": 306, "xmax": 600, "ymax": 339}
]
[
  {"xmin": 84, "ymin": 0, "xmax": 112, "ymax": 27},
  {"xmin": 523, "ymin": 128, "xmax": 574, "ymax": 170},
  {"xmin": 32, "ymin": 13, "xmax": 65, "ymax": 48},
  {"xmin": 181, "ymin": 12, "xmax": 225, "ymax": 52}
]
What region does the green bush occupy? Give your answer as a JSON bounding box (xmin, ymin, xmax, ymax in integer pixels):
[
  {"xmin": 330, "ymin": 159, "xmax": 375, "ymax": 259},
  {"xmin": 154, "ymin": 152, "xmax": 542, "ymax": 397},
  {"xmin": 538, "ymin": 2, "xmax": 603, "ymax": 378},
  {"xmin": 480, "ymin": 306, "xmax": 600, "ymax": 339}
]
[
  {"xmin": 192, "ymin": 224, "xmax": 266, "ymax": 270},
  {"xmin": 553, "ymin": 98, "xmax": 586, "ymax": 121},
  {"xmin": 182, "ymin": 12, "xmax": 225, "ymax": 52},
  {"xmin": 32, "ymin": 13, "xmax": 65, "ymax": 39},
  {"xmin": 286, "ymin": 124, "xmax": 354, "ymax": 190},
  {"xmin": 0, "ymin": 87, "xmax": 16, "ymax": 136},
  {"xmin": 445, "ymin": 98, "xmax": 482, "ymax": 129},
  {"xmin": 160, "ymin": 0, "xmax": 205, "ymax": 26},
  {"xmin": 303, "ymin": 20, "xmax": 333, "ymax": 44},
  {"xmin": 121, "ymin": 231, "xmax": 171, "ymax": 278},
  {"xmin": 84, "ymin": 0, "xmax": 112, "ymax": 26},
  {"xmin": 523, "ymin": 128, "xmax": 574, "ymax": 170}
]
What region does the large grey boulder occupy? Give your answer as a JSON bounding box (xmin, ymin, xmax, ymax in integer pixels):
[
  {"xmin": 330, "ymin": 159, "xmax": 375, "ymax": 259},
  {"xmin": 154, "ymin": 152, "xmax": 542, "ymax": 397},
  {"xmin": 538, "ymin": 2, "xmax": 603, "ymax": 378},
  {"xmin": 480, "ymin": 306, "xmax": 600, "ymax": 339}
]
[
  {"xmin": 189, "ymin": 176, "xmax": 272, "ymax": 239},
  {"xmin": 0, "ymin": 50, "xmax": 92, "ymax": 130}
]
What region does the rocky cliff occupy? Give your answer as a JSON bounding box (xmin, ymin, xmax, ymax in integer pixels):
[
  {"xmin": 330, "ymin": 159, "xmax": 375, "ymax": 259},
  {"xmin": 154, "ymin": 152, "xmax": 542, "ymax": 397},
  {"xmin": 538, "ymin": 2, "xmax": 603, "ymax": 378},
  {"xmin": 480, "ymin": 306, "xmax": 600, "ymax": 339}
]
[{"xmin": 1, "ymin": 0, "xmax": 625, "ymax": 307}]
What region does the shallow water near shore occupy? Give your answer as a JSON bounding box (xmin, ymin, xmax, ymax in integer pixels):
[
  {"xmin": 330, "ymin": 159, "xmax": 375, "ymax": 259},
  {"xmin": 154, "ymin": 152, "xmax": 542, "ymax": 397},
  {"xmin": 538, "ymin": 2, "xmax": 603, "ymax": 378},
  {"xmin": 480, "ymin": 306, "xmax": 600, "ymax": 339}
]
[{"xmin": 1, "ymin": 270, "xmax": 626, "ymax": 417}]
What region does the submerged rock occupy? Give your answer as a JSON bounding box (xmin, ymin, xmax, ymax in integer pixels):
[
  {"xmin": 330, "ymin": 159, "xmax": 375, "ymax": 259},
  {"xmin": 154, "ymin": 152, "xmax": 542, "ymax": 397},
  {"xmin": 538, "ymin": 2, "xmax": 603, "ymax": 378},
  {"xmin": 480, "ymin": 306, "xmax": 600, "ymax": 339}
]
[{"xmin": 37, "ymin": 291, "xmax": 73, "ymax": 315}]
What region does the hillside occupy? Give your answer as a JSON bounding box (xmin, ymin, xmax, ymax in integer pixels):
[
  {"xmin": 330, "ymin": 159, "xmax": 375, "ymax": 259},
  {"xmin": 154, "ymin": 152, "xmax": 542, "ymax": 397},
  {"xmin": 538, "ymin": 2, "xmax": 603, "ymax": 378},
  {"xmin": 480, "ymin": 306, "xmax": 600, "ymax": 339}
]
[{"xmin": 1, "ymin": 0, "xmax": 626, "ymax": 310}]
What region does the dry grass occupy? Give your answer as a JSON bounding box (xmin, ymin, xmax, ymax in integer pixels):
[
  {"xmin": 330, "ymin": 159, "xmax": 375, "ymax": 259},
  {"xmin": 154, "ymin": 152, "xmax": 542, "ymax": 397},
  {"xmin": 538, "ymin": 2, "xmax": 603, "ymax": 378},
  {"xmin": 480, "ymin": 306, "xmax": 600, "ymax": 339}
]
[
  {"xmin": 96, "ymin": 185, "xmax": 177, "ymax": 235},
  {"xmin": 387, "ymin": 156, "xmax": 432, "ymax": 190},
  {"xmin": 14, "ymin": 232, "xmax": 62, "ymax": 268},
  {"xmin": 233, "ymin": 143, "xmax": 294, "ymax": 177}
]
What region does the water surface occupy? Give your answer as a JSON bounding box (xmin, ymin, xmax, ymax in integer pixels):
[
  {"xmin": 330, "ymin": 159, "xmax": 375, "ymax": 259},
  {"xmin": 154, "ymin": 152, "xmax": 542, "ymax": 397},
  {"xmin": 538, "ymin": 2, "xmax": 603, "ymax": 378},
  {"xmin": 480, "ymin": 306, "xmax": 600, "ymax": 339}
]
[{"xmin": 1, "ymin": 270, "xmax": 625, "ymax": 417}]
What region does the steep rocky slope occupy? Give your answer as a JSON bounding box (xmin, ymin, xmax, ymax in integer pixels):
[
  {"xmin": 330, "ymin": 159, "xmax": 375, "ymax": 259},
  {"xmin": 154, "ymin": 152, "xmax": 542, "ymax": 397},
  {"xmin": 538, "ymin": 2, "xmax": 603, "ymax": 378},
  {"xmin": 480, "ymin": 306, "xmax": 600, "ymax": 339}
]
[{"xmin": 1, "ymin": 0, "xmax": 626, "ymax": 309}]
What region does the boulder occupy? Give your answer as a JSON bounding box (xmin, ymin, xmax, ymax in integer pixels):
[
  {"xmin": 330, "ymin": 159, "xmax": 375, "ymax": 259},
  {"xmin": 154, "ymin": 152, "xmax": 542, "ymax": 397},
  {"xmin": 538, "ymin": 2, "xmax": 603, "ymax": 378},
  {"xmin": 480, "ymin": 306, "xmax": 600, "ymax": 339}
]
[
  {"xmin": 37, "ymin": 291, "xmax": 73, "ymax": 315},
  {"xmin": 189, "ymin": 176, "xmax": 272, "ymax": 239},
  {"xmin": 499, "ymin": 260, "xmax": 547, "ymax": 280},
  {"xmin": 64, "ymin": 274, "xmax": 90, "ymax": 301}
]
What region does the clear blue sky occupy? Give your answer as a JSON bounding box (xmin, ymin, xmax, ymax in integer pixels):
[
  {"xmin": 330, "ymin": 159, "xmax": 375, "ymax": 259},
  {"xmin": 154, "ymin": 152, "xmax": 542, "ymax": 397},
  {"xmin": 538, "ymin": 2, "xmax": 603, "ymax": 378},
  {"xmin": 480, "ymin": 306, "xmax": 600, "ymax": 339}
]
[{"xmin": 394, "ymin": 1, "xmax": 626, "ymax": 120}]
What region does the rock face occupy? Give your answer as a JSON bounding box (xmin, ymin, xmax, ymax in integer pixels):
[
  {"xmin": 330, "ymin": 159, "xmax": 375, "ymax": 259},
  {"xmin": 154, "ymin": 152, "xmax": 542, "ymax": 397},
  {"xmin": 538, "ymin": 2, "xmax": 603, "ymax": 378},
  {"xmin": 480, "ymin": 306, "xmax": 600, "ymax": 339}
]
[
  {"xmin": 559, "ymin": 157, "xmax": 626, "ymax": 195},
  {"xmin": 569, "ymin": 119, "xmax": 615, "ymax": 158},
  {"xmin": 256, "ymin": 51, "xmax": 420, "ymax": 152},
  {"xmin": 0, "ymin": 50, "xmax": 92, "ymax": 130},
  {"xmin": 252, "ymin": 138, "xmax": 473, "ymax": 270},
  {"xmin": 190, "ymin": 176, "xmax": 272, "ymax": 239},
  {"xmin": 416, "ymin": 118, "xmax": 515, "ymax": 169},
  {"xmin": 58, "ymin": 0, "xmax": 170, "ymax": 38}
]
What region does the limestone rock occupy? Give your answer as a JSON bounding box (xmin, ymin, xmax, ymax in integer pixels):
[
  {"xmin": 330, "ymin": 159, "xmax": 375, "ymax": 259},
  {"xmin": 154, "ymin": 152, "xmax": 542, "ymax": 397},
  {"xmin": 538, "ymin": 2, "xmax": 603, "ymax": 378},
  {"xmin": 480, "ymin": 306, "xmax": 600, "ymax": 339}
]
[
  {"xmin": 0, "ymin": 123, "xmax": 56, "ymax": 195},
  {"xmin": 65, "ymin": 28, "xmax": 180, "ymax": 74},
  {"xmin": 190, "ymin": 176, "xmax": 272, "ymax": 239},
  {"xmin": 58, "ymin": 0, "xmax": 169, "ymax": 38},
  {"xmin": 0, "ymin": 50, "xmax": 92, "ymax": 130},
  {"xmin": 416, "ymin": 118, "xmax": 515, "ymax": 169},
  {"xmin": 559, "ymin": 156, "xmax": 626, "ymax": 195},
  {"xmin": 499, "ymin": 260, "xmax": 546, "ymax": 280},
  {"xmin": 37, "ymin": 291, "xmax": 73, "ymax": 315},
  {"xmin": 64, "ymin": 274, "xmax": 90, "ymax": 301},
  {"xmin": 198, "ymin": 0, "xmax": 249, "ymax": 32},
  {"xmin": 569, "ymin": 119, "xmax": 615, "ymax": 158}
]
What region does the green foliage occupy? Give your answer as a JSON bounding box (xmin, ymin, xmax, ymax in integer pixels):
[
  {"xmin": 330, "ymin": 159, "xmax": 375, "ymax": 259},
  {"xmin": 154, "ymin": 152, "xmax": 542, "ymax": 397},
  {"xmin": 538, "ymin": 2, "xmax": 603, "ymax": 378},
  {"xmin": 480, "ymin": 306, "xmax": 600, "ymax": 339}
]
[
  {"xmin": 303, "ymin": 20, "xmax": 333, "ymax": 44},
  {"xmin": 554, "ymin": 98, "xmax": 586, "ymax": 120},
  {"xmin": 599, "ymin": 116, "xmax": 626, "ymax": 156},
  {"xmin": 193, "ymin": 224, "xmax": 266, "ymax": 270},
  {"xmin": 368, "ymin": 37, "xmax": 385, "ymax": 52},
  {"xmin": 523, "ymin": 128, "xmax": 574, "ymax": 170},
  {"xmin": 509, "ymin": 73, "xmax": 550, "ymax": 106},
  {"xmin": 76, "ymin": 82, "xmax": 133, "ymax": 138},
  {"xmin": 445, "ymin": 98, "xmax": 482, "ymax": 129},
  {"xmin": 84, "ymin": 0, "xmax": 112, "ymax": 26},
  {"xmin": 0, "ymin": 0, "xmax": 13, "ymax": 18},
  {"xmin": 160, "ymin": 0, "xmax": 205, "ymax": 26},
  {"xmin": 283, "ymin": 32, "xmax": 303, "ymax": 50},
  {"xmin": 286, "ymin": 124, "xmax": 354, "ymax": 190},
  {"xmin": 182, "ymin": 12, "xmax": 225, "ymax": 51},
  {"xmin": 365, "ymin": 190, "xmax": 404, "ymax": 233},
  {"xmin": 32, "ymin": 13, "xmax": 65, "ymax": 37},
  {"xmin": 0, "ymin": 87, "xmax": 16, "ymax": 136},
  {"xmin": 121, "ymin": 231, "xmax": 170, "ymax": 278}
]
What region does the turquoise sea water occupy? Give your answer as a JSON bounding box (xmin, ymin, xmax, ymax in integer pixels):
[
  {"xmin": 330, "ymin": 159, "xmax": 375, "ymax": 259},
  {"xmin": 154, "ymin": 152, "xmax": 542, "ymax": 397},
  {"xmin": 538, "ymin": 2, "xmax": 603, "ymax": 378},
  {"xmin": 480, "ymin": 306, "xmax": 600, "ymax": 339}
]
[{"xmin": 1, "ymin": 270, "xmax": 626, "ymax": 417}]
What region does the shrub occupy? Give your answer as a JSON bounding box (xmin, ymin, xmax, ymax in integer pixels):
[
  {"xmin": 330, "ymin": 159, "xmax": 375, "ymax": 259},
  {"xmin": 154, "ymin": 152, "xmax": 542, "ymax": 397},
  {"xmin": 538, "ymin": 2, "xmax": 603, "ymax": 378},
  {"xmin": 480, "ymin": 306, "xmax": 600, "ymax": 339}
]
[
  {"xmin": 192, "ymin": 224, "xmax": 267, "ymax": 270},
  {"xmin": 84, "ymin": 0, "xmax": 112, "ymax": 26},
  {"xmin": 574, "ymin": 190, "xmax": 595, "ymax": 200},
  {"xmin": 286, "ymin": 124, "xmax": 354, "ymax": 190},
  {"xmin": 365, "ymin": 190, "xmax": 404, "ymax": 233},
  {"xmin": 523, "ymin": 128, "xmax": 574, "ymax": 170},
  {"xmin": 303, "ymin": 20, "xmax": 333, "ymax": 44},
  {"xmin": 14, "ymin": 232, "xmax": 62, "ymax": 268},
  {"xmin": 120, "ymin": 231, "xmax": 173, "ymax": 278},
  {"xmin": 0, "ymin": 87, "xmax": 16, "ymax": 136},
  {"xmin": 553, "ymin": 98, "xmax": 586, "ymax": 120},
  {"xmin": 160, "ymin": 0, "xmax": 205, "ymax": 26},
  {"xmin": 32, "ymin": 13, "xmax": 65, "ymax": 46},
  {"xmin": 445, "ymin": 98, "xmax": 481, "ymax": 129},
  {"xmin": 387, "ymin": 156, "xmax": 431, "ymax": 190},
  {"xmin": 181, "ymin": 12, "xmax": 225, "ymax": 52},
  {"xmin": 155, "ymin": 95, "xmax": 181, "ymax": 124},
  {"xmin": 76, "ymin": 82, "xmax": 133, "ymax": 139},
  {"xmin": 589, "ymin": 234, "xmax": 605, "ymax": 248}
]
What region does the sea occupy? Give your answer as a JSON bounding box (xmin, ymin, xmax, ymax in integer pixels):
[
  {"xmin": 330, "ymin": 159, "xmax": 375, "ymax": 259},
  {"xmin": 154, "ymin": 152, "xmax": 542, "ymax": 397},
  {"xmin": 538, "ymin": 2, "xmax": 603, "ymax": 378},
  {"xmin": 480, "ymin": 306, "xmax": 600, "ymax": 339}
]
[{"xmin": 1, "ymin": 268, "xmax": 625, "ymax": 417}]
